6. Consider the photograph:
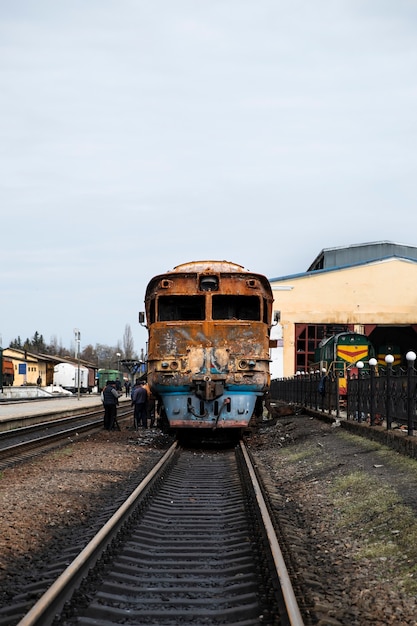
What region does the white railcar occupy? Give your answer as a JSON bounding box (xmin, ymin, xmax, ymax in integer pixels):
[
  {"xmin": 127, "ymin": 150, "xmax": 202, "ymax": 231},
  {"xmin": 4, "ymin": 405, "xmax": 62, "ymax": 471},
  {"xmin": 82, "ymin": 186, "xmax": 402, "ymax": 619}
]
[{"xmin": 53, "ymin": 362, "xmax": 90, "ymax": 393}]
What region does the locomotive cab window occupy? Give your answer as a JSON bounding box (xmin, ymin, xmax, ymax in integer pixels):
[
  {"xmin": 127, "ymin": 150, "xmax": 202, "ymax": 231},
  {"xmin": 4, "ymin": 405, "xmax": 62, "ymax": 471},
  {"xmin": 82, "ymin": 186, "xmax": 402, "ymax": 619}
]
[
  {"xmin": 157, "ymin": 295, "xmax": 205, "ymax": 321},
  {"xmin": 212, "ymin": 295, "xmax": 260, "ymax": 320},
  {"xmin": 263, "ymin": 298, "xmax": 269, "ymax": 324},
  {"xmin": 148, "ymin": 300, "xmax": 155, "ymax": 324}
]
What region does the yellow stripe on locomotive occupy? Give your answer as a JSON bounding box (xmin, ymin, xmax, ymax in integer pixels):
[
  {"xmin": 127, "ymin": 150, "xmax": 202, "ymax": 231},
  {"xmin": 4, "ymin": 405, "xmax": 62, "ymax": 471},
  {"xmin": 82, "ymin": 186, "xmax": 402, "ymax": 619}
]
[
  {"xmin": 377, "ymin": 345, "xmax": 401, "ymax": 367},
  {"xmin": 336, "ymin": 345, "xmax": 370, "ymax": 364}
]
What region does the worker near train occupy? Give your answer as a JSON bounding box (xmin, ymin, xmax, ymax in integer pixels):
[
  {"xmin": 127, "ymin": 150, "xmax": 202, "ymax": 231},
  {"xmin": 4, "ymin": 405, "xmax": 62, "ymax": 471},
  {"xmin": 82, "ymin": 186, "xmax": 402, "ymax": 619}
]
[
  {"xmin": 131, "ymin": 380, "xmax": 148, "ymax": 429},
  {"xmin": 101, "ymin": 380, "xmax": 120, "ymax": 431},
  {"xmin": 143, "ymin": 380, "xmax": 157, "ymax": 428}
]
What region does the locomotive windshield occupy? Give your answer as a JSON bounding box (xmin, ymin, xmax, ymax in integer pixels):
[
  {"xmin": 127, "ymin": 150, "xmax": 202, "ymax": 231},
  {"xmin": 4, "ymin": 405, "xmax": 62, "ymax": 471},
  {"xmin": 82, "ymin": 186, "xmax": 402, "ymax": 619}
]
[
  {"xmin": 212, "ymin": 295, "xmax": 260, "ymax": 321},
  {"xmin": 156, "ymin": 294, "xmax": 262, "ymax": 322},
  {"xmin": 158, "ymin": 295, "xmax": 205, "ymax": 321}
]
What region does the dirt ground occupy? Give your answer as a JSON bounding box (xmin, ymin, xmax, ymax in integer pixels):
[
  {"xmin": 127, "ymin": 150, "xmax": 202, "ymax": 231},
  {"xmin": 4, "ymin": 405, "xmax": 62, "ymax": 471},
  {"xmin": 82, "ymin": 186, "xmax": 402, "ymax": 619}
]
[
  {"xmin": 1, "ymin": 417, "xmax": 417, "ymax": 625},
  {"xmin": 248, "ymin": 415, "xmax": 417, "ymax": 625}
]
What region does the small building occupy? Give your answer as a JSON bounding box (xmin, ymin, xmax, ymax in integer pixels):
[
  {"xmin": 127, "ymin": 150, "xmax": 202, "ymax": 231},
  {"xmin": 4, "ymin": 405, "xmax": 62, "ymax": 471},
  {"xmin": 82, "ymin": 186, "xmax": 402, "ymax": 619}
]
[
  {"xmin": 2, "ymin": 349, "xmax": 97, "ymax": 390},
  {"xmin": 2, "ymin": 348, "xmax": 47, "ymax": 386}
]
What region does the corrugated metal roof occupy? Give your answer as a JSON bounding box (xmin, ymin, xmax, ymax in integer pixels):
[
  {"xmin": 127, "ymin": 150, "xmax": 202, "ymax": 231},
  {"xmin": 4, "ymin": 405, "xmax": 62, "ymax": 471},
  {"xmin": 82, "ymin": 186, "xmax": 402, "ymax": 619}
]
[
  {"xmin": 307, "ymin": 241, "xmax": 417, "ymax": 272},
  {"xmin": 268, "ymin": 254, "xmax": 417, "ymax": 283}
]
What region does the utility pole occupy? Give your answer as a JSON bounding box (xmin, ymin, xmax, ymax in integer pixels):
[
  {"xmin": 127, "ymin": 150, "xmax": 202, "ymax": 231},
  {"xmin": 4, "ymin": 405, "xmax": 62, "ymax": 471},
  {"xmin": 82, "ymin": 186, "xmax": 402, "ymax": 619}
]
[{"xmin": 74, "ymin": 329, "xmax": 81, "ymax": 400}]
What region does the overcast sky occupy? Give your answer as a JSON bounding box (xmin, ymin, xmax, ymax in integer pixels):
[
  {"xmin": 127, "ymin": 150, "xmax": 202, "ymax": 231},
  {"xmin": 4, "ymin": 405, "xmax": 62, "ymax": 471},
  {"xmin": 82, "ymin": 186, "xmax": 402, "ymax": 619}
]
[{"xmin": 1, "ymin": 1, "xmax": 416, "ymax": 355}]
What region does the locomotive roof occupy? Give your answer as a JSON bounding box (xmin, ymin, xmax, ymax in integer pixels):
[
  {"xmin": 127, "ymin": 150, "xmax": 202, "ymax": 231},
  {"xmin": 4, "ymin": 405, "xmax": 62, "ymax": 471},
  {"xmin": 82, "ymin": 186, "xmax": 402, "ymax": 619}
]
[
  {"xmin": 145, "ymin": 260, "xmax": 273, "ymax": 297},
  {"xmin": 171, "ymin": 260, "xmax": 247, "ymax": 273},
  {"xmin": 319, "ymin": 331, "xmax": 369, "ymax": 347}
]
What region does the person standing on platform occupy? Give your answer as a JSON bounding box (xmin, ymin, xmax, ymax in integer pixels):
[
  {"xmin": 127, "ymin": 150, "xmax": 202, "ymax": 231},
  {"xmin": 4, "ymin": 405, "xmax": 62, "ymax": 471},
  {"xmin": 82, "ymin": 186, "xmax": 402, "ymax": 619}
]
[{"xmin": 101, "ymin": 380, "xmax": 119, "ymax": 430}]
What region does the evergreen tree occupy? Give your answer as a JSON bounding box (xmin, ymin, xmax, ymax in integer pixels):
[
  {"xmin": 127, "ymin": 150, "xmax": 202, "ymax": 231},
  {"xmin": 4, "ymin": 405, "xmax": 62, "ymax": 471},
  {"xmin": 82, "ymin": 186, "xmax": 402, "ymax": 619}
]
[{"xmin": 10, "ymin": 336, "xmax": 22, "ymax": 349}]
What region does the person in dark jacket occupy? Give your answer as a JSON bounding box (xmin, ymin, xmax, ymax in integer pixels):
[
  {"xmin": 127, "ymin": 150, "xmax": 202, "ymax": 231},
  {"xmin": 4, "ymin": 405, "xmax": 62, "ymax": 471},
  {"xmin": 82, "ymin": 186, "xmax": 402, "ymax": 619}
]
[
  {"xmin": 131, "ymin": 380, "xmax": 148, "ymax": 429},
  {"xmin": 318, "ymin": 372, "xmax": 327, "ymax": 410},
  {"xmin": 101, "ymin": 380, "xmax": 119, "ymax": 430}
]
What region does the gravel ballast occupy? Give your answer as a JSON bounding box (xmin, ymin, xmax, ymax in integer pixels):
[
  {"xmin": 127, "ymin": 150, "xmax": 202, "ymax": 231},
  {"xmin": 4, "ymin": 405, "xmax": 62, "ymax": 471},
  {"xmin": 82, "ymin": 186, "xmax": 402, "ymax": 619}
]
[{"xmin": 1, "ymin": 417, "xmax": 417, "ymax": 625}]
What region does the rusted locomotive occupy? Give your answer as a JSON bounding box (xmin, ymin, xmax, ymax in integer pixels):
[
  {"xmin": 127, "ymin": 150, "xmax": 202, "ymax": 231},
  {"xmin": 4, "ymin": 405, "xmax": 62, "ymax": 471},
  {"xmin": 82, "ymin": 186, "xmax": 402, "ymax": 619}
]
[{"xmin": 140, "ymin": 260, "xmax": 274, "ymax": 437}]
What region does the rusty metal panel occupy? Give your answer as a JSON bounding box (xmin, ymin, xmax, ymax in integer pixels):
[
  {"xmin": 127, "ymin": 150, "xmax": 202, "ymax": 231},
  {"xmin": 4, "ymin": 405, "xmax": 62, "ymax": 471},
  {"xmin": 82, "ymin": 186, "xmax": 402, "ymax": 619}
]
[{"xmin": 144, "ymin": 261, "xmax": 274, "ymax": 430}]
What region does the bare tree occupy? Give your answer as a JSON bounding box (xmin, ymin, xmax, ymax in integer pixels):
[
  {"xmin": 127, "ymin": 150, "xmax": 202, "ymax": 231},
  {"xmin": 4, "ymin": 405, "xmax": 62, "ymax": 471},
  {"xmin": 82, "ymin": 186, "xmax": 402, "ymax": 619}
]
[
  {"xmin": 81, "ymin": 344, "xmax": 97, "ymax": 364},
  {"xmin": 123, "ymin": 324, "xmax": 135, "ymax": 359},
  {"xmin": 95, "ymin": 344, "xmax": 117, "ymax": 369}
]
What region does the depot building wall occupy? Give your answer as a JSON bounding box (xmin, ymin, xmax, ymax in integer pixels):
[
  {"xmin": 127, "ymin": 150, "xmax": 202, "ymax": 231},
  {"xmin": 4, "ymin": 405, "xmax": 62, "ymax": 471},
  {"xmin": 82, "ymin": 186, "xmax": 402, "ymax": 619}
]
[
  {"xmin": 3, "ymin": 348, "xmax": 43, "ymax": 386},
  {"xmin": 269, "ymin": 258, "xmax": 417, "ymax": 378}
]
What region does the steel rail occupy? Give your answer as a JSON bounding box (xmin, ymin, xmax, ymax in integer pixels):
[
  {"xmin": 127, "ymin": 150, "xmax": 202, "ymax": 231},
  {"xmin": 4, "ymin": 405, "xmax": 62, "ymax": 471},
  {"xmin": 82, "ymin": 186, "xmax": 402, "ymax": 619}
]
[
  {"xmin": 16, "ymin": 440, "xmax": 303, "ymax": 626},
  {"xmin": 0, "ymin": 409, "xmax": 103, "ymax": 438},
  {"xmin": 16, "ymin": 441, "xmax": 178, "ymax": 626},
  {"xmin": 0, "ymin": 405, "xmax": 132, "ymax": 438},
  {"xmin": 0, "ymin": 408, "xmax": 133, "ymax": 463},
  {"xmin": 240, "ymin": 441, "xmax": 305, "ymax": 626}
]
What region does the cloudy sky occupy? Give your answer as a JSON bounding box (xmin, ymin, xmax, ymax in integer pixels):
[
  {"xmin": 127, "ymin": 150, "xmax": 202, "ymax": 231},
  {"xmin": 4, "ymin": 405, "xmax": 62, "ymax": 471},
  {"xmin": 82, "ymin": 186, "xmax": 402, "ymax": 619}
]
[{"xmin": 1, "ymin": 1, "xmax": 416, "ymax": 355}]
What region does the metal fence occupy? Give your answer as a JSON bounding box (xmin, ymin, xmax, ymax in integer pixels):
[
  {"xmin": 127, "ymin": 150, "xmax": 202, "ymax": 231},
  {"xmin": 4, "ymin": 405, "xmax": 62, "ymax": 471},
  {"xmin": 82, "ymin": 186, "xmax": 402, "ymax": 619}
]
[{"xmin": 269, "ymin": 361, "xmax": 417, "ymax": 436}]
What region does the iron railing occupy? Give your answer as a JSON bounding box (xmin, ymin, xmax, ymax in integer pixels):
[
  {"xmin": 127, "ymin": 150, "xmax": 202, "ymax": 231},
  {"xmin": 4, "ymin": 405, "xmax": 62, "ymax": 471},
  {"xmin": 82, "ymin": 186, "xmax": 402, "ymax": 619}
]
[{"xmin": 269, "ymin": 363, "xmax": 417, "ymax": 436}]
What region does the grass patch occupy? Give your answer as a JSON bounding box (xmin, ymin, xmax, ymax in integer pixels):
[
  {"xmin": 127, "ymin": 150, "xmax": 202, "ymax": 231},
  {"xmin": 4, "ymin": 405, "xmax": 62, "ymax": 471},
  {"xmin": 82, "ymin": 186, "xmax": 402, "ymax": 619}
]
[
  {"xmin": 339, "ymin": 431, "xmax": 417, "ymax": 475},
  {"xmin": 51, "ymin": 446, "xmax": 74, "ymax": 458},
  {"xmin": 332, "ymin": 471, "xmax": 417, "ymax": 592},
  {"xmin": 283, "ymin": 447, "xmax": 317, "ymax": 463},
  {"xmin": 271, "ymin": 443, "xmax": 327, "ymax": 478},
  {"xmin": 339, "ymin": 431, "xmax": 380, "ymax": 451},
  {"xmin": 273, "ymin": 442, "xmax": 325, "ymax": 466}
]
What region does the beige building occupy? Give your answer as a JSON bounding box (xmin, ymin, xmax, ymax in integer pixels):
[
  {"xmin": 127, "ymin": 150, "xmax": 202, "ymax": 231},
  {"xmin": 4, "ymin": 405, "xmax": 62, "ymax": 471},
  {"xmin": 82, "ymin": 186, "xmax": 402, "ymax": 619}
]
[
  {"xmin": 2, "ymin": 348, "xmax": 48, "ymax": 386},
  {"xmin": 269, "ymin": 241, "xmax": 417, "ymax": 378},
  {"xmin": 2, "ymin": 349, "xmax": 97, "ymax": 389}
]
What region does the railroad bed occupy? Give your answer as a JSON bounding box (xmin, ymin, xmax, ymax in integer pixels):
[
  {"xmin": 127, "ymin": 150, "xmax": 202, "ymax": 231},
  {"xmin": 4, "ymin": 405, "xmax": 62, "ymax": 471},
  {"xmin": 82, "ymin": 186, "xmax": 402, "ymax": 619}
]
[
  {"xmin": 0, "ymin": 403, "xmax": 135, "ymax": 470},
  {"xmin": 14, "ymin": 443, "xmax": 304, "ymax": 626},
  {"xmin": 3, "ymin": 415, "xmax": 417, "ymax": 624}
]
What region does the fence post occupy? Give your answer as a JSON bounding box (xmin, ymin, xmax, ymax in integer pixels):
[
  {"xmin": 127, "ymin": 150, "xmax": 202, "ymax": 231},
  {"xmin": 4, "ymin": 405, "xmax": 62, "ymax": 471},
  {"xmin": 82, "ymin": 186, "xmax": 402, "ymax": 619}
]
[
  {"xmin": 385, "ymin": 354, "xmax": 394, "ymax": 430},
  {"xmin": 335, "ymin": 372, "xmax": 340, "ymax": 418},
  {"xmin": 406, "ymin": 351, "xmax": 416, "ymax": 437},
  {"xmin": 357, "ymin": 361, "xmax": 364, "ymax": 422},
  {"xmin": 346, "ymin": 367, "xmax": 351, "ymax": 420},
  {"xmin": 369, "ymin": 357, "xmax": 377, "ymax": 426}
]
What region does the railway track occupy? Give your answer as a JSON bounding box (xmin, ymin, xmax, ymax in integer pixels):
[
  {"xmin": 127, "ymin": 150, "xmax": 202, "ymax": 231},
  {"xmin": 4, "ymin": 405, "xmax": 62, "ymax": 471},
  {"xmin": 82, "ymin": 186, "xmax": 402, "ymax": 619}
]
[
  {"xmin": 15, "ymin": 441, "xmax": 304, "ymax": 626},
  {"xmin": 0, "ymin": 407, "xmax": 134, "ymax": 469}
]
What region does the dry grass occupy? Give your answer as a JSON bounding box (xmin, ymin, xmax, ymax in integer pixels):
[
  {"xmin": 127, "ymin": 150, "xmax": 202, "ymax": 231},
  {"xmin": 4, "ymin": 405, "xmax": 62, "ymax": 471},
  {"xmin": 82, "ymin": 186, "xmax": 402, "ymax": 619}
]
[
  {"xmin": 332, "ymin": 471, "xmax": 417, "ymax": 592},
  {"xmin": 272, "ymin": 429, "xmax": 417, "ymax": 593}
]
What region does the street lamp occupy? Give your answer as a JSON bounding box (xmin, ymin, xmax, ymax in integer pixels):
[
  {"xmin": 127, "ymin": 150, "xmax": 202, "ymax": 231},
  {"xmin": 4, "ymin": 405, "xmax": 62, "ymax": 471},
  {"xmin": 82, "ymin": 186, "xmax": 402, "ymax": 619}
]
[
  {"xmin": 74, "ymin": 329, "xmax": 81, "ymax": 401},
  {"xmin": 356, "ymin": 361, "xmax": 364, "ymax": 422},
  {"xmin": 385, "ymin": 354, "xmax": 394, "ymax": 430},
  {"xmin": 116, "ymin": 352, "xmax": 121, "ymax": 372},
  {"xmin": 368, "ymin": 358, "xmax": 377, "ymax": 426},
  {"xmin": 406, "ymin": 351, "xmax": 416, "ymax": 436}
]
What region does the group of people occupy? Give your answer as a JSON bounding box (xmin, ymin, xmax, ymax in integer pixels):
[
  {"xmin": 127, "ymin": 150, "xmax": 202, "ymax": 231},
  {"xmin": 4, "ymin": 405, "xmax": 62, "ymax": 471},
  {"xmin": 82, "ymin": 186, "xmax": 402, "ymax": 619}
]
[
  {"xmin": 131, "ymin": 379, "xmax": 156, "ymax": 429},
  {"xmin": 101, "ymin": 378, "xmax": 156, "ymax": 431}
]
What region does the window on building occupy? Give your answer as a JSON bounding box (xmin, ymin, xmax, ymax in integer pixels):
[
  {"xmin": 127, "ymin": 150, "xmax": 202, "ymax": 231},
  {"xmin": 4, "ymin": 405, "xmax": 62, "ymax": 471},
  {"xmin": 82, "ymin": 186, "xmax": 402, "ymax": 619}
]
[{"xmin": 295, "ymin": 324, "xmax": 332, "ymax": 372}]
